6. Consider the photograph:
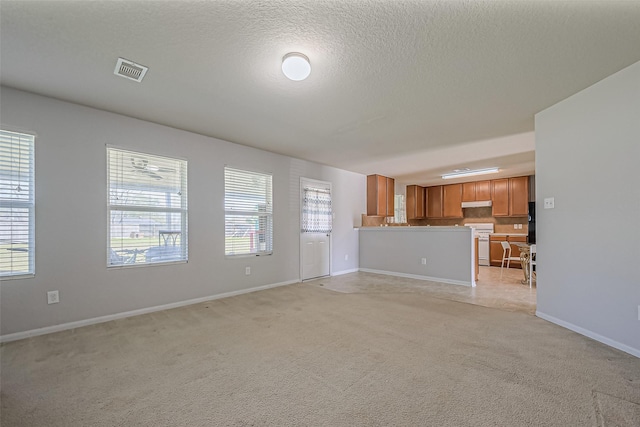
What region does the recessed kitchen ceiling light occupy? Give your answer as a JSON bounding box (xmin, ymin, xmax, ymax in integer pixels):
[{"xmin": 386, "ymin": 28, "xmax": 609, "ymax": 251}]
[
  {"xmin": 282, "ymin": 53, "xmax": 311, "ymax": 81},
  {"xmin": 442, "ymin": 167, "xmax": 499, "ymax": 179}
]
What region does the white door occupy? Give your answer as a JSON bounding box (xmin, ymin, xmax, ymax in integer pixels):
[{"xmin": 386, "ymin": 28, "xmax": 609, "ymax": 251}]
[{"xmin": 301, "ymin": 178, "xmax": 332, "ymax": 281}]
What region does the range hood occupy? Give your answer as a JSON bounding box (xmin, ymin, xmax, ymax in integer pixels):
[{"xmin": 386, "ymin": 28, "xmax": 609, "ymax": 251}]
[{"xmin": 461, "ymin": 200, "xmax": 492, "ymax": 208}]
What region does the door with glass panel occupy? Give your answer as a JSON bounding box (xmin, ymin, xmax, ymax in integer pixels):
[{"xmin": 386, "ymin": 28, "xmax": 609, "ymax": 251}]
[{"xmin": 300, "ymin": 178, "xmax": 332, "ymax": 281}]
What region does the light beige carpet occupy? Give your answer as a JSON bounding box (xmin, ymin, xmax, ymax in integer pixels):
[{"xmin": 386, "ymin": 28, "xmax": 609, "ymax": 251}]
[{"xmin": 1, "ymin": 278, "xmax": 639, "ymax": 426}]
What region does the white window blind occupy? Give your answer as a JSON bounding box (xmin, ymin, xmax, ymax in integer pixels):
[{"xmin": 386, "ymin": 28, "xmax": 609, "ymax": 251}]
[
  {"xmin": 224, "ymin": 167, "xmax": 272, "ymax": 256},
  {"xmin": 108, "ymin": 147, "xmax": 187, "ymax": 266},
  {"xmin": 0, "ymin": 130, "xmax": 35, "ymax": 277}
]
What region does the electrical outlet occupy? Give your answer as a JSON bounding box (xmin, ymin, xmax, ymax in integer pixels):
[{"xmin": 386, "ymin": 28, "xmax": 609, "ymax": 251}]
[
  {"xmin": 518, "ymin": 224, "xmax": 522, "ymax": 229},
  {"xmin": 344, "ymin": 254, "xmax": 349, "ymax": 261},
  {"xmin": 421, "ymin": 258, "xmax": 427, "ymax": 265},
  {"xmin": 245, "ymin": 267, "xmax": 251, "ymax": 275},
  {"xmin": 544, "ymin": 197, "xmax": 555, "ymax": 209},
  {"xmin": 47, "ymin": 290, "xmax": 59, "ymax": 305},
  {"xmin": 514, "ymin": 224, "xmax": 517, "ymax": 229}
]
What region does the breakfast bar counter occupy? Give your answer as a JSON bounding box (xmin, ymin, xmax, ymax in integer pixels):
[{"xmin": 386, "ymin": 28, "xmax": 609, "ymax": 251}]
[{"xmin": 359, "ymin": 226, "xmax": 476, "ymax": 287}]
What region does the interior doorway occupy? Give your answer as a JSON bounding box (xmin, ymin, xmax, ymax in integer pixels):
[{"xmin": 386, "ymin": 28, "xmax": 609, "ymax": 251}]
[{"xmin": 300, "ymin": 178, "xmax": 332, "ymax": 281}]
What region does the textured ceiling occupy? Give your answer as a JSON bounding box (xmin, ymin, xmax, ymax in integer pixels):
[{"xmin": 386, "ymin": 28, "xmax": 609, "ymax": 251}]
[{"xmin": 1, "ymin": 1, "xmax": 639, "ymax": 185}]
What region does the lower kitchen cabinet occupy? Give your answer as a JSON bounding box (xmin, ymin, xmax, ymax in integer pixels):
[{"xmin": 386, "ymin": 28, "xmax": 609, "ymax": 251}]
[
  {"xmin": 489, "ymin": 235, "xmax": 526, "ymax": 268},
  {"xmin": 489, "ymin": 237, "xmax": 504, "ymax": 267}
]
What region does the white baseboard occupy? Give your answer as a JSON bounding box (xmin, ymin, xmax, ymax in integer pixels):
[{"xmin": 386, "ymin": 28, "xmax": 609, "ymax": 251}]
[
  {"xmin": 0, "ymin": 279, "xmax": 300, "ymax": 343},
  {"xmin": 359, "ymin": 268, "xmax": 473, "ymax": 287},
  {"xmin": 331, "ymin": 268, "xmax": 359, "ymax": 277},
  {"xmin": 536, "ymin": 311, "xmax": 640, "ymax": 359}
]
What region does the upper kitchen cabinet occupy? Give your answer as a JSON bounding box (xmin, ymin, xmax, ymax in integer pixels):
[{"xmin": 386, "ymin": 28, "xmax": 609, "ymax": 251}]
[
  {"xmin": 406, "ymin": 185, "xmax": 425, "ymax": 219},
  {"xmin": 492, "ymin": 179, "xmax": 510, "ymax": 216},
  {"xmin": 476, "ymin": 181, "xmax": 491, "ymax": 200},
  {"xmin": 443, "ymin": 184, "xmax": 463, "ymax": 218},
  {"xmin": 367, "ymin": 174, "xmax": 395, "ymax": 217},
  {"xmin": 509, "ymin": 176, "xmax": 529, "ymax": 216},
  {"xmin": 426, "ymin": 185, "xmax": 443, "ymax": 218},
  {"xmin": 386, "ymin": 176, "xmax": 394, "ymax": 216},
  {"xmin": 492, "ymin": 176, "xmax": 529, "ymax": 217},
  {"xmin": 461, "ymin": 180, "xmax": 491, "ymax": 202}
]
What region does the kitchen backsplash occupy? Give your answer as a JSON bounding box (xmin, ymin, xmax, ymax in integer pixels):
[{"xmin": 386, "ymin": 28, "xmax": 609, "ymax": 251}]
[
  {"xmin": 406, "ymin": 207, "xmax": 528, "ymax": 233},
  {"xmin": 361, "ymin": 207, "xmax": 529, "ymax": 233}
]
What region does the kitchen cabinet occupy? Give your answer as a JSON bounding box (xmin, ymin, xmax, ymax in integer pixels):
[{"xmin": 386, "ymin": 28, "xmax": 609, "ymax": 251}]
[
  {"xmin": 462, "ymin": 180, "xmax": 491, "ymax": 202},
  {"xmin": 509, "ymin": 176, "xmax": 529, "ymax": 216},
  {"xmin": 443, "ymin": 184, "xmax": 463, "ymax": 218},
  {"xmin": 386, "ymin": 176, "xmax": 394, "ymax": 216},
  {"xmin": 406, "ymin": 185, "xmax": 425, "ymax": 219},
  {"xmin": 409, "ymin": 176, "xmax": 528, "ymax": 219},
  {"xmin": 426, "ymin": 186, "xmax": 443, "ymax": 218},
  {"xmin": 462, "ymin": 182, "xmax": 476, "ymax": 202},
  {"xmin": 492, "ymin": 177, "xmax": 528, "ymax": 217},
  {"xmin": 492, "ymin": 179, "xmax": 510, "ymax": 216},
  {"xmin": 475, "ymin": 237, "xmax": 479, "ymax": 283},
  {"xmin": 489, "ymin": 236, "xmax": 503, "ymax": 267},
  {"xmin": 367, "ymin": 174, "xmax": 395, "ymax": 217},
  {"xmin": 489, "ymin": 235, "xmax": 526, "ymax": 268},
  {"xmin": 476, "ymin": 180, "xmax": 491, "ymax": 200},
  {"xmin": 509, "ymin": 236, "xmax": 526, "ymax": 261}
]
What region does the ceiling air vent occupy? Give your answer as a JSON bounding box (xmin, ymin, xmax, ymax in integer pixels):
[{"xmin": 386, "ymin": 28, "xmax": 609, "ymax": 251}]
[{"xmin": 114, "ymin": 58, "xmax": 148, "ymax": 82}]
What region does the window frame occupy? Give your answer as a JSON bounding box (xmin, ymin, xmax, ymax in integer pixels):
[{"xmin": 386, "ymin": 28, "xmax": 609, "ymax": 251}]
[
  {"xmin": 224, "ymin": 166, "xmax": 273, "ymax": 257},
  {"xmin": 106, "ymin": 146, "xmax": 188, "ymax": 268},
  {"xmin": 0, "ymin": 129, "xmax": 35, "ymax": 279}
]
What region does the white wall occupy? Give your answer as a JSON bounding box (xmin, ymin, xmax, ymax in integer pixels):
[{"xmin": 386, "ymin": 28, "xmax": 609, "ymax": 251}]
[
  {"xmin": 0, "ymin": 87, "xmax": 365, "ymax": 337},
  {"xmin": 535, "ymin": 61, "xmax": 640, "ymax": 357},
  {"xmin": 359, "ymin": 227, "xmax": 474, "ymax": 286}
]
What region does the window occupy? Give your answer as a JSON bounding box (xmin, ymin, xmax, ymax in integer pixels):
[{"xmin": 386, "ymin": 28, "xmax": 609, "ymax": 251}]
[
  {"xmin": 107, "ymin": 147, "xmax": 187, "ymax": 266},
  {"xmin": 394, "ymin": 194, "xmax": 406, "ymax": 224},
  {"xmin": 0, "ymin": 130, "xmax": 35, "ymax": 278},
  {"xmin": 302, "ymin": 186, "xmax": 332, "ymax": 233},
  {"xmin": 224, "ymin": 167, "xmax": 272, "ymax": 256}
]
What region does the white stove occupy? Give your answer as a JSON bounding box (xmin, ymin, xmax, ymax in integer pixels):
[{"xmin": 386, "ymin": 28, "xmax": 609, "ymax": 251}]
[{"xmin": 466, "ymin": 223, "xmax": 494, "ymax": 266}]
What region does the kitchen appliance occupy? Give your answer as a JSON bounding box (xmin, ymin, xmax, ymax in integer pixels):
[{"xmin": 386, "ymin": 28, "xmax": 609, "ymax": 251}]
[
  {"xmin": 461, "ymin": 200, "xmax": 492, "ymax": 208},
  {"xmin": 466, "ymin": 223, "xmax": 494, "ymax": 266},
  {"xmin": 528, "ymin": 201, "xmax": 536, "ymax": 244}
]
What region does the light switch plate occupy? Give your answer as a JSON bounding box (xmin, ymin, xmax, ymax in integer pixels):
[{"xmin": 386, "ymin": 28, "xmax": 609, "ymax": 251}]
[{"xmin": 544, "ymin": 197, "xmax": 555, "ymax": 209}]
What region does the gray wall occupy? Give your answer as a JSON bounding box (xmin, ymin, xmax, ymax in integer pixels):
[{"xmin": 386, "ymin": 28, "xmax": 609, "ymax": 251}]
[
  {"xmin": 0, "ymin": 87, "xmax": 365, "ymax": 336},
  {"xmin": 359, "ymin": 227, "xmax": 474, "ymax": 286},
  {"xmin": 535, "ymin": 61, "xmax": 640, "ymax": 356}
]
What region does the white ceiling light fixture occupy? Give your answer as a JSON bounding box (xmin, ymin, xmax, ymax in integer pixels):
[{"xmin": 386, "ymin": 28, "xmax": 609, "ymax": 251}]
[
  {"xmin": 442, "ymin": 167, "xmax": 499, "ymax": 180},
  {"xmin": 282, "ymin": 52, "xmax": 311, "ymax": 81}
]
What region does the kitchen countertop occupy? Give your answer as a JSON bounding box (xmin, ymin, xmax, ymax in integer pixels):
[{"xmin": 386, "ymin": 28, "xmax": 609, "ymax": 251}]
[{"xmin": 357, "ymin": 226, "xmax": 470, "ymax": 232}]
